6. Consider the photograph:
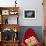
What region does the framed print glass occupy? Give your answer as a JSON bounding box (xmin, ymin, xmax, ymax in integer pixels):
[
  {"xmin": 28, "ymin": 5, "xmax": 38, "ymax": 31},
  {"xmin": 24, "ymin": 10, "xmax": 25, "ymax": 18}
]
[
  {"xmin": 1, "ymin": 28, "xmax": 13, "ymax": 41},
  {"xmin": 8, "ymin": 16, "xmax": 18, "ymax": 24},
  {"xmin": 2, "ymin": 10, "xmax": 9, "ymax": 15},
  {"xmin": 2, "ymin": 16, "xmax": 8, "ymax": 24},
  {"xmin": 23, "ymin": 9, "xmax": 36, "ymax": 19}
]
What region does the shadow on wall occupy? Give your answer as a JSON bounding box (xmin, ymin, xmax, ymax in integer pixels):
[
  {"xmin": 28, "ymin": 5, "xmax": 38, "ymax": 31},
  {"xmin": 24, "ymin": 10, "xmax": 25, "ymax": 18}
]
[{"xmin": 18, "ymin": 26, "xmax": 43, "ymax": 43}]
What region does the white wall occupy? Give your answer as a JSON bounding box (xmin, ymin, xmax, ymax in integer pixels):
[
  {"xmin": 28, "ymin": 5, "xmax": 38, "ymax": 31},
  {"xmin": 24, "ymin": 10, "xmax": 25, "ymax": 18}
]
[
  {"xmin": 0, "ymin": 0, "xmax": 15, "ymax": 7},
  {"xmin": 0, "ymin": 0, "xmax": 44, "ymax": 26},
  {"xmin": 17, "ymin": 0, "xmax": 44, "ymax": 26}
]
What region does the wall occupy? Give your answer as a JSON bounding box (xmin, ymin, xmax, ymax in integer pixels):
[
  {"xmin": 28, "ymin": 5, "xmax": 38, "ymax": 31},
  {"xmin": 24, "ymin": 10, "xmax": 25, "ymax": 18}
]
[
  {"xmin": 0, "ymin": 0, "xmax": 44, "ymax": 26},
  {"xmin": 17, "ymin": 0, "xmax": 44, "ymax": 26},
  {"xmin": 0, "ymin": 0, "xmax": 15, "ymax": 7}
]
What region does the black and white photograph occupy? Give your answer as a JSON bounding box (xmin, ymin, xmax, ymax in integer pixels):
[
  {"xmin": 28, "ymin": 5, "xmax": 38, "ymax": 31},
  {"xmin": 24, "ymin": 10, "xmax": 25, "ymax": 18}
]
[{"xmin": 24, "ymin": 10, "xmax": 36, "ymax": 19}]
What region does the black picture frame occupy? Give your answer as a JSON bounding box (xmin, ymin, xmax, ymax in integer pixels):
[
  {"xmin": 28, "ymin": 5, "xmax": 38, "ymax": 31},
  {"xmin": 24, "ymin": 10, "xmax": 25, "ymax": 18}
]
[{"xmin": 24, "ymin": 10, "xmax": 36, "ymax": 19}]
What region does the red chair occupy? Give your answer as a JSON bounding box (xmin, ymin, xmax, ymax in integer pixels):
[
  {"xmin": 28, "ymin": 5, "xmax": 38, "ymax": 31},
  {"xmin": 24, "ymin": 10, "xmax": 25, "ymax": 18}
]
[{"xmin": 21, "ymin": 28, "xmax": 41, "ymax": 46}]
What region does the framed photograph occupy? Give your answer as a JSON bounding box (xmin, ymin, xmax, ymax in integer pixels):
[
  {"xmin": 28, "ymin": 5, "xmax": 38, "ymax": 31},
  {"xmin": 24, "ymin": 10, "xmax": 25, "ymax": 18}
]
[
  {"xmin": 2, "ymin": 10, "xmax": 9, "ymax": 15},
  {"xmin": 23, "ymin": 9, "xmax": 36, "ymax": 19}
]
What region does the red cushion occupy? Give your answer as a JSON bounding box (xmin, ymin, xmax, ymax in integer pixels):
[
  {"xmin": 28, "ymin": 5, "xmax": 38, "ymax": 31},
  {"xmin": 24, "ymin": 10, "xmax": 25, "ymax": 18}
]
[{"xmin": 21, "ymin": 28, "xmax": 41, "ymax": 46}]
